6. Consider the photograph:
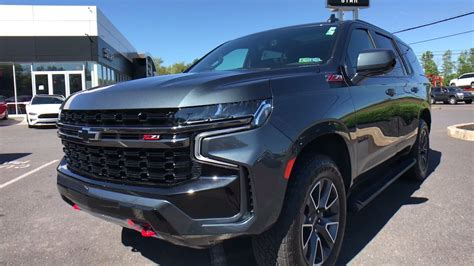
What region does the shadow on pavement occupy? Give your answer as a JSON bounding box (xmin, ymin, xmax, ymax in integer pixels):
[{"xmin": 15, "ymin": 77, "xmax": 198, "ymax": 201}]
[
  {"xmin": 0, "ymin": 118, "xmax": 22, "ymax": 127},
  {"xmin": 121, "ymin": 228, "xmax": 257, "ymax": 266},
  {"xmin": 0, "ymin": 153, "xmax": 32, "ymax": 164},
  {"xmin": 121, "ymin": 150, "xmax": 441, "ymax": 265},
  {"xmin": 338, "ymin": 149, "xmax": 442, "ymax": 264}
]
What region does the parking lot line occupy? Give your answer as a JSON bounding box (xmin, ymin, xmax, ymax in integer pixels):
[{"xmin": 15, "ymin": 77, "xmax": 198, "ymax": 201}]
[{"xmin": 0, "ymin": 159, "xmax": 59, "ymax": 189}]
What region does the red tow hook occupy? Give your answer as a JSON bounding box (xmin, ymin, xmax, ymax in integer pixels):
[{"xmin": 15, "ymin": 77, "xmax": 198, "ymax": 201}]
[
  {"xmin": 127, "ymin": 219, "xmax": 156, "ymax": 238},
  {"xmin": 72, "ymin": 204, "xmax": 81, "ymax": 210},
  {"xmin": 140, "ymin": 228, "xmax": 156, "ymax": 237}
]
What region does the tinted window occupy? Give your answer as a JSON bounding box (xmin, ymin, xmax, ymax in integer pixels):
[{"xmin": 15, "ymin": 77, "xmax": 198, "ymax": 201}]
[
  {"xmin": 0, "ymin": 96, "xmax": 6, "ymax": 102},
  {"xmin": 374, "ymin": 33, "xmax": 405, "ymax": 76},
  {"xmin": 346, "ymin": 29, "xmax": 374, "ymax": 74},
  {"xmin": 215, "ymin": 49, "xmax": 249, "ymax": 70},
  {"xmin": 432, "ymin": 88, "xmax": 440, "ymax": 93},
  {"xmin": 448, "ymin": 87, "xmax": 463, "ymax": 92},
  {"xmin": 31, "ymin": 96, "xmax": 64, "ymax": 105},
  {"xmin": 397, "ymin": 42, "xmax": 424, "ymax": 76},
  {"xmin": 464, "ymin": 74, "xmax": 474, "ymax": 78},
  {"xmin": 189, "ymin": 25, "xmax": 339, "ymax": 72}
]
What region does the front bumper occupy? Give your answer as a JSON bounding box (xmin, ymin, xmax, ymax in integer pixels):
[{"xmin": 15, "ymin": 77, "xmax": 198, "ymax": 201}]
[
  {"xmin": 28, "ymin": 116, "xmax": 58, "ymax": 126},
  {"xmin": 57, "ymin": 123, "xmax": 292, "ymax": 248}
]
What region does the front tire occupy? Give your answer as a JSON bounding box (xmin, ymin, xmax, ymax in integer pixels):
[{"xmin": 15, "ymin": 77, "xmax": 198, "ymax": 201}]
[
  {"xmin": 449, "ymin": 97, "xmax": 457, "ymax": 105},
  {"xmin": 407, "ymin": 120, "xmax": 430, "ymax": 181},
  {"xmin": 430, "ymin": 97, "xmax": 435, "ymax": 104},
  {"xmin": 252, "ymin": 155, "xmax": 346, "ymax": 266}
]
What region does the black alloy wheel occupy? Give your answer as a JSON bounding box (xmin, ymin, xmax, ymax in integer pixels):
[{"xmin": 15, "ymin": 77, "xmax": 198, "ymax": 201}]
[
  {"xmin": 301, "ymin": 178, "xmax": 340, "ymax": 265},
  {"xmin": 417, "ymin": 125, "xmax": 429, "ymax": 175}
]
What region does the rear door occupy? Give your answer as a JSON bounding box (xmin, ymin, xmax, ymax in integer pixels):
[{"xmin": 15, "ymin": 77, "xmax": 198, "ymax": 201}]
[{"xmin": 345, "ymin": 27, "xmax": 402, "ymax": 175}]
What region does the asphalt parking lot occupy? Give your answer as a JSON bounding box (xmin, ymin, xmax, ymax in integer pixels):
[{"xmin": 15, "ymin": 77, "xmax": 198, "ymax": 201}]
[{"xmin": 0, "ymin": 105, "xmax": 473, "ymax": 265}]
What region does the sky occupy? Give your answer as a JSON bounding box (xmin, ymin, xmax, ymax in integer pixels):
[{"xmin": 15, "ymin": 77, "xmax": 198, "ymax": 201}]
[{"xmin": 1, "ymin": 0, "xmax": 473, "ymax": 66}]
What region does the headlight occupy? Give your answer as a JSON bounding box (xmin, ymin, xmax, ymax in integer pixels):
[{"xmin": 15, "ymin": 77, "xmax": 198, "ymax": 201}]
[
  {"xmin": 175, "ymin": 99, "xmax": 272, "ymax": 127},
  {"xmin": 456, "ymin": 93, "xmax": 464, "ymax": 97}
]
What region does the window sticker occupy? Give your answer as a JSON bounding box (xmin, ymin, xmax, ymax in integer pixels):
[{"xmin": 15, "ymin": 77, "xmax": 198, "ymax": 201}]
[
  {"xmin": 326, "ymin": 26, "xmax": 337, "ymax": 35},
  {"xmin": 299, "ymin": 57, "xmax": 322, "ymax": 64}
]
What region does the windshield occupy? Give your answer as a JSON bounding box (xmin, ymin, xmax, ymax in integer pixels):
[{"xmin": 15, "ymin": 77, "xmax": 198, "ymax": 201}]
[
  {"xmin": 31, "ymin": 96, "xmax": 64, "ymax": 105},
  {"xmin": 189, "ymin": 25, "xmax": 339, "ymax": 73}
]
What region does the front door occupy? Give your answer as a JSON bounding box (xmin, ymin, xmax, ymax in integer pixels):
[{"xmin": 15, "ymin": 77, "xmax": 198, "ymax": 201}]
[
  {"xmin": 52, "ymin": 74, "xmax": 66, "ymax": 96},
  {"xmin": 32, "ymin": 71, "xmax": 85, "ymax": 97}
]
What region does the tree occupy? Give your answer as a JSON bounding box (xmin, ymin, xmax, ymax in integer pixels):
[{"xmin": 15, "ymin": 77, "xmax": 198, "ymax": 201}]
[
  {"xmin": 441, "ymin": 50, "xmax": 455, "ymax": 77},
  {"xmin": 457, "ymin": 50, "xmax": 471, "ymax": 75},
  {"xmin": 152, "ymin": 57, "xmax": 197, "ymax": 75},
  {"xmin": 420, "ymin": 51, "xmax": 439, "ymax": 76},
  {"xmin": 441, "ymin": 50, "xmax": 456, "ymax": 86}
]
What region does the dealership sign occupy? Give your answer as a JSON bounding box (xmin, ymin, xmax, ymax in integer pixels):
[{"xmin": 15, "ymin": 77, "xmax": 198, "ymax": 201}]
[{"xmin": 327, "ymin": 0, "xmax": 370, "ymax": 8}]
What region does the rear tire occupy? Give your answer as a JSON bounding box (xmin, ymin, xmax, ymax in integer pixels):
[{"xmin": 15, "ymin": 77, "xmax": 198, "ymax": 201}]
[
  {"xmin": 449, "ymin": 97, "xmax": 457, "ymax": 105},
  {"xmin": 1, "ymin": 111, "xmax": 7, "ymax": 120},
  {"xmin": 407, "ymin": 120, "xmax": 430, "ymax": 181},
  {"xmin": 252, "ymin": 155, "xmax": 346, "ymax": 266},
  {"xmin": 465, "ymin": 100, "xmax": 472, "ymax": 104}
]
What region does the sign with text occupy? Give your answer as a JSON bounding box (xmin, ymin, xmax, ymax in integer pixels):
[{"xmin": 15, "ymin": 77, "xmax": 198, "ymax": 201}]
[{"xmin": 327, "ymin": 0, "xmax": 369, "ymax": 8}]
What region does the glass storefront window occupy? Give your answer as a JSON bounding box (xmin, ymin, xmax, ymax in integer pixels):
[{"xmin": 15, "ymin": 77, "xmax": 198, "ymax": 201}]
[
  {"xmin": 0, "ymin": 63, "xmax": 15, "ymax": 113},
  {"xmin": 33, "ymin": 62, "xmax": 83, "ymax": 71},
  {"xmin": 15, "ymin": 63, "xmax": 33, "ymax": 114}
]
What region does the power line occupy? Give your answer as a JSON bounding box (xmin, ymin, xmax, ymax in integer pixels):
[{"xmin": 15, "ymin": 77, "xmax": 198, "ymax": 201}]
[
  {"xmin": 393, "ymin": 12, "xmax": 474, "ymax": 34},
  {"xmin": 408, "ymin": 30, "xmax": 474, "ymax": 45}
]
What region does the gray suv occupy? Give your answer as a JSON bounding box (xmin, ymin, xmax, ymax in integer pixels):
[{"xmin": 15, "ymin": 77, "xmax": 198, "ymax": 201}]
[{"xmin": 57, "ymin": 19, "xmax": 431, "ymax": 265}]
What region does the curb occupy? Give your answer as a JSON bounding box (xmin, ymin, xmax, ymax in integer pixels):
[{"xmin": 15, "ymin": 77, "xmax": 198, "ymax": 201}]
[{"xmin": 447, "ymin": 123, "xmax": 474, "ymax": 141}]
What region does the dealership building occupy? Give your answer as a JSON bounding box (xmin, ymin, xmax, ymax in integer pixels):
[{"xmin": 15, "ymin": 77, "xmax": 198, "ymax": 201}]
[{"xmin": 0, "ymin": 5, "xmax": 156, "ymax": 114}]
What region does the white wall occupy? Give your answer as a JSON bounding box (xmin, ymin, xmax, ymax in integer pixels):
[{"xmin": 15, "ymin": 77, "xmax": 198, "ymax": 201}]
[{"xmin": 0, "ymin": 5, "xmax": 98, "ymax": 37}]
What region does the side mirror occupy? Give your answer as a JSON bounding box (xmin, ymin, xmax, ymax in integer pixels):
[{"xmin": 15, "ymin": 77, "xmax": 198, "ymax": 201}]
[{"xmin": 351, "ymin": 49, "xmax": 396, "ymax": 84}]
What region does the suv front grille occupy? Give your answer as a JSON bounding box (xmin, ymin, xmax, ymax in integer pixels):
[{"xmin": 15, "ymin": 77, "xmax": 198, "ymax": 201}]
[
  {"xmin": 60, "ymin": 109, "xmax": 177, "ymax": 126},
  {"xmin": 62, "ymin": 140, "xmax": 201, "ymax": 186}
]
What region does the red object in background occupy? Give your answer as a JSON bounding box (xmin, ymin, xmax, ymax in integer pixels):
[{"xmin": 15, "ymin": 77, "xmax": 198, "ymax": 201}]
[
  {"xmin": 426, "ymin": 74, "xmax": 444, "ymax": 87},
  {"xmin": 0, "ymin": 98, "xmax": 8, "ymax": 120}
]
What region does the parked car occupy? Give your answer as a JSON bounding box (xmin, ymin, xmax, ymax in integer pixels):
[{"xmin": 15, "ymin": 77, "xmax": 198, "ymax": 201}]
[
  {"xmin": 431, "ymin": 86, "xmax": 473, "ymax": 104},
  {"xmin": 5, "ymin": 95, "xmax": 33, "ymax": 114},
  {"xmin": 449, "ymin": 72, "xmax": 474, "ymax": 88},
  {"xmin": 0, "ymin": 95, "xmax": 8, "ymax": 120},
  {"xmin": 56, "ymin": 19, "xmax": 431, "ymax": 265},
  {"xmin": 26, "ymin": 94, "xmax": 64, "ymax": 127}
]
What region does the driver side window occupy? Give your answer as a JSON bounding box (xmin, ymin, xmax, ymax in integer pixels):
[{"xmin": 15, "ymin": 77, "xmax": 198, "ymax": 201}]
[{"xmin": 346, "ymin": 29, "xmax": 375, "ymax": 76}]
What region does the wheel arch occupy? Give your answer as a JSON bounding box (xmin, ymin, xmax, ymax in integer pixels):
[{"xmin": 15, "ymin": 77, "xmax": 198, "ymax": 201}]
[
  {"xmin": 289, "ymin": 120, "xmax": 355, "ymax": 192},
  {"xmin": 419, "ymin": 108, "xmax": 431, "ymax": 131}
]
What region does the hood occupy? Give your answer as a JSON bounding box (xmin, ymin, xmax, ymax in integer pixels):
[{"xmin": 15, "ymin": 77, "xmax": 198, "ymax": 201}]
[
  {"xmin": 26, "ymin": 104, "xmax": 61, "ymax": 114},
  {"xmin": 63, "ymin": 71, "xmax": 272, "ymax": 110}
]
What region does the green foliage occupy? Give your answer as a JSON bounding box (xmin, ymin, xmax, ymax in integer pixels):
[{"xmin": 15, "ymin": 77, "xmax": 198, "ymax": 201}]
[
  {"xmin": 420, "ymin": 51, "xmax": 439, "ymax": 76},
  {"xmin": 457, "ymin": 50, "xmax": 472, "ymax": 75},
  {"xmin": 153, "ymin": 57, "xmax": 197, "ymax": 75}
]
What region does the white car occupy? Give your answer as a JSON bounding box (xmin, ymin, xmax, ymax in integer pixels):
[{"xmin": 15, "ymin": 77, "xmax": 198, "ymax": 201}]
[
  {"xmin": 26, "ymin": 94, "xmax": 64, "ymax": 127},
  {"xmin": 450, "ymin": 73, "xmax": 474, "ymax": 88}
]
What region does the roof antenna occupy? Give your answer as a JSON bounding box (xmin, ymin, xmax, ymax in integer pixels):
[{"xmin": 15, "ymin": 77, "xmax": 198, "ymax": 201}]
[{"xmin": 327, "ymin": 14, "xmax": 339, "ymax": 23}]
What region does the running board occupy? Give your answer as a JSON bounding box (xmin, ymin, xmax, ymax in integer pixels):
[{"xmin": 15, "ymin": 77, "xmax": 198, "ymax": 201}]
[{"xmin": 348, "ymin": 158, "xmax": 416, "ymax": 212}]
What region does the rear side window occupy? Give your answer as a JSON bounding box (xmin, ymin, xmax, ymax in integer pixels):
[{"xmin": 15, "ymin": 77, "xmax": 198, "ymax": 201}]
[
  {"xmin": 346, "ymin": 29, "xmax": 375, "ymax": 75},
  {"xmin": 398, "ymin": 42, "xmax": 424, "ymax": 76},
  {"xmin": 373, "ymin": 33, "xmax": 405, "ymax": 76}
]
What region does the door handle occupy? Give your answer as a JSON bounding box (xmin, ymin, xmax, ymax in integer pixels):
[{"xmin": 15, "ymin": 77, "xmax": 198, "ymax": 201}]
[
  {"xmin": 385, "ymin": 88, "xmax": 396, "ymax": 97},
  {"xmin": 411, "ymin": 87, "xmax": 419, "ymax": 93}
]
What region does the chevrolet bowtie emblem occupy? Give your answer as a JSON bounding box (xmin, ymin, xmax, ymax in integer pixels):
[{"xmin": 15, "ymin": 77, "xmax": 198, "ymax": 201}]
[{"xmin": 77, "ymin": 128, "xmax": 100, "ymax": 142}]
